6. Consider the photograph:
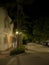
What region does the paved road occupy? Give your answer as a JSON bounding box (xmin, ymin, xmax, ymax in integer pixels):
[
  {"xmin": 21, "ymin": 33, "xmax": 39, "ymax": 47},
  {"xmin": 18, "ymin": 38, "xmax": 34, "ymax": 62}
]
[
  {"xmin": 25, "ymin": 43, "xmax": 49, "ymax": 53},
  {"xmin": 0, "ymin": 43, "xmax": 49, "ymax": 65}
]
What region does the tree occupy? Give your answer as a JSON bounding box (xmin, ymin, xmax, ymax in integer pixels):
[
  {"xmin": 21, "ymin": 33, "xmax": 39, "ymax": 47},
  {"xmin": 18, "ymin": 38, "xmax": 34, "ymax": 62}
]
[{"xmin": 32, "ymin": 17, "xmax": 49, "ymax": 43}]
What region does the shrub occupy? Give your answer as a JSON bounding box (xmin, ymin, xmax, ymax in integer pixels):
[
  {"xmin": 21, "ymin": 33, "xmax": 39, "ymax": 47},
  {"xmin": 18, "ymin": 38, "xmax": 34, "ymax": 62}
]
[{"xmin": 10, "ymin": 46, "xmax": 25, "ymax": 55}]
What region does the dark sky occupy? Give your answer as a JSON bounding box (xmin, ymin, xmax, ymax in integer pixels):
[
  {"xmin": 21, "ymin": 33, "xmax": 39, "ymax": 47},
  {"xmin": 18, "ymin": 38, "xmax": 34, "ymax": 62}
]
[
  {"xmin": 23, "ymin": 0, "xmax": 49, "ymax": 18},
  {"xmin": 0, "ymin": 0, "xmax": 49, "ymax": 19}
]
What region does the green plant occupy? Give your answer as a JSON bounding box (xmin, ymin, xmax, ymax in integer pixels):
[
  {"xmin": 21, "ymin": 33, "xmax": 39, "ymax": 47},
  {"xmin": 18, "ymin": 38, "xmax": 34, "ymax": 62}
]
[{"xmin": 10, "ymin": 46, "xmax": 25, "ymax": 55}]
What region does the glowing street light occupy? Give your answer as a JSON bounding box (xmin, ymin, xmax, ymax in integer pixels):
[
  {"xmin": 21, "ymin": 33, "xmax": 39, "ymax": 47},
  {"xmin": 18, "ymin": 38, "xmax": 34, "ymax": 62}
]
[
  {"xmin": 15, "ymin": 31, "xmax": 23, "ymax": 48},
  {"xmin": 16, "ymin": 31, "xmax": 19, "ymax": 35}
]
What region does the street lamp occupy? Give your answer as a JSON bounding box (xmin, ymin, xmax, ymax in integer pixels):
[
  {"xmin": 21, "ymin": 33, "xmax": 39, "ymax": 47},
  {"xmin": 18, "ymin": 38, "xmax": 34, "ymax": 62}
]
[
  {"xmin": 16, "ymin": 31, "xmax": 19, "ymax": 35},
  {"xmin": 16, "ymin": 0, "xmax": 24, "ymax": 48},
  {"xmin": 16, "ymin": 31, "xmax": 23, "ymax": 48},
  {"xmin": 15, "ymin": 31, "xmax": 19, "ymax": 48}
]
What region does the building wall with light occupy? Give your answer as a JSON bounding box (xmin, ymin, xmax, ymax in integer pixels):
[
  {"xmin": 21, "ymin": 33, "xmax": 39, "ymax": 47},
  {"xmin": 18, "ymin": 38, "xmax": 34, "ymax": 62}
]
[{"xmin": 0, "ymin": 7, "xmax": 14, "ymax": 51}]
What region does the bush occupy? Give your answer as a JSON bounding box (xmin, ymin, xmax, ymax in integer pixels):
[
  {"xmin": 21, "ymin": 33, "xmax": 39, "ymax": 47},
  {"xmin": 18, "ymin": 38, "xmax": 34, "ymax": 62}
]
[{"xmin": 10, "ymin": 47, "xmax": 25, "ymax": 55}]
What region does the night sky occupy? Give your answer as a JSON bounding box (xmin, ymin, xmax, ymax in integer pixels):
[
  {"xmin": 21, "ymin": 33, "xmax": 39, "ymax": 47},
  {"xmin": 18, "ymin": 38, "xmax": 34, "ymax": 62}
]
[
  {"xmin": 0, "ymin": 0, "xmax": 49, "ymax": 20},
  {"xmin": 23, "ymin": 0, "xmax": 49, "ymax": 18}
]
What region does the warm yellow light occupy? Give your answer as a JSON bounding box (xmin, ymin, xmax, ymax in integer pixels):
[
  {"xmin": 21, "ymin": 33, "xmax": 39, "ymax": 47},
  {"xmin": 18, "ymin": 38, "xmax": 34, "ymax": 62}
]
[{"xmin": 16, "ymin": 31, "xmax": 19, "ymax": 34}]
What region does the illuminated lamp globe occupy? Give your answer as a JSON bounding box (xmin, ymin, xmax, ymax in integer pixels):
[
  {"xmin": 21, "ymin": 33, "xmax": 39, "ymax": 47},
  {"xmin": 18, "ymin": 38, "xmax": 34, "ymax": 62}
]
[{"xmin": 16, "ymin": 31, "xmax": 19, "ymax": 35}]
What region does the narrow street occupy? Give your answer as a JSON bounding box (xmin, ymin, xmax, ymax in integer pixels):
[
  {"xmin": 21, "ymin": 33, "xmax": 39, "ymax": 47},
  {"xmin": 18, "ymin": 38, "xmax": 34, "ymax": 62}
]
[
  {"xmin": 0, "ymin": 0, "xmax": 49, "ymax": 65},
  {"xmin": 0, "ymin": 43, "xmax": 49, "ymax": 65}
]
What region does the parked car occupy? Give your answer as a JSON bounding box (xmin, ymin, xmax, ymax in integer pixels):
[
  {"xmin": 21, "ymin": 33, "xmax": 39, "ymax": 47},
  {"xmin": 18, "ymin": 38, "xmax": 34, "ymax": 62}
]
[{"xmin": 43, "ymin": 42, "xmax": 49, "ymax": 47}]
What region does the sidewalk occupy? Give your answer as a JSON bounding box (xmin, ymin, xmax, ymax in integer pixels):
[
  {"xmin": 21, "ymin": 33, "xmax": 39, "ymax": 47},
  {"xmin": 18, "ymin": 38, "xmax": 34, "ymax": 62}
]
[
  {"xmin": 0, "ymin": 55, "xmax": 8, "ymax": 59},
  {"xmin": 0, "ymin": 48, "xmax": 14, "ymax": 59}
]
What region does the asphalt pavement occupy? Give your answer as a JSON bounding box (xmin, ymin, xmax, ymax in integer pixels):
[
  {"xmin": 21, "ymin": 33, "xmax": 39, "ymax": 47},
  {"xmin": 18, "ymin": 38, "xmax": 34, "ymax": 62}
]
[{"xmin": 0, "ymin": 43, "xmax": 49, "ymax": 65}]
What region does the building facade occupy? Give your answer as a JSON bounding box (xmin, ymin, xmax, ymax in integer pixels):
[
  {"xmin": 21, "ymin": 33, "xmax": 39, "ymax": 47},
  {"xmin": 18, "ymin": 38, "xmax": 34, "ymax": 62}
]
[{"xmin": 0, "ymin": 7, "xmax": 14, "ymax": 51}]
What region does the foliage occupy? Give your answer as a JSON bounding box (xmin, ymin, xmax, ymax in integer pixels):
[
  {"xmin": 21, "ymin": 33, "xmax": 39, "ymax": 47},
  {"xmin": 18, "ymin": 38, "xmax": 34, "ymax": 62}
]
[
  {"xmin": 10, "ymin": 46, "xmax": 25, "ymax": 55},
  {"xmin": 32, "ymin": 17, "xmax": 49, "ymax": 43}
]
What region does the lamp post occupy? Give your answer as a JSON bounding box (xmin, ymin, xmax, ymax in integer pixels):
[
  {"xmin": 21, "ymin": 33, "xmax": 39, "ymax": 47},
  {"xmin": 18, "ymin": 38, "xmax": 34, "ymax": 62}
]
[
  {"xmin": 16, "ymin": 0, "xmax": 23, "ymax": 48},
  {"xmin": 16, "ymin": 31, "xmax": 19, "ymax": 48},
  {"xmin": 16, "ymin": 31, "xmax": 23, "ymax": 48}
]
